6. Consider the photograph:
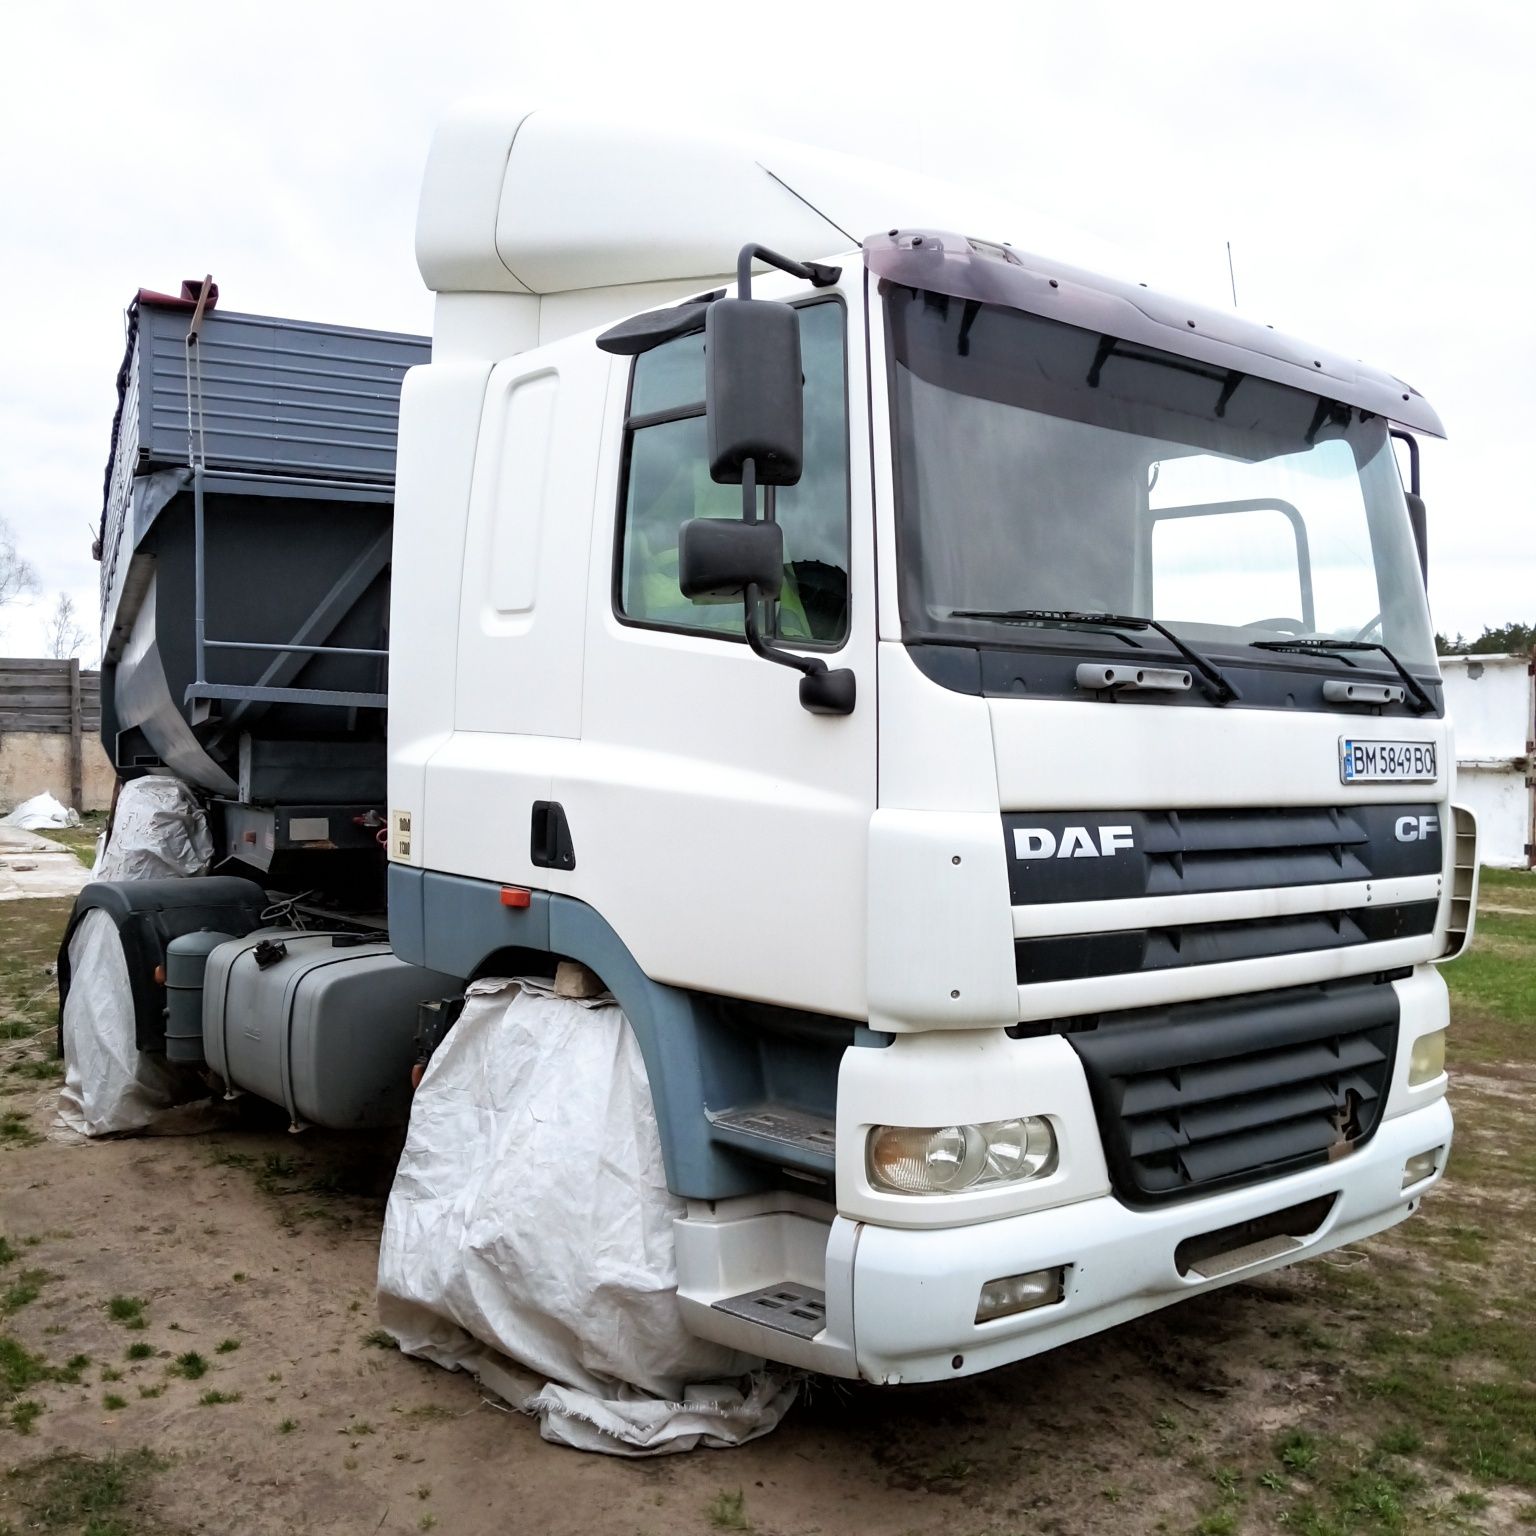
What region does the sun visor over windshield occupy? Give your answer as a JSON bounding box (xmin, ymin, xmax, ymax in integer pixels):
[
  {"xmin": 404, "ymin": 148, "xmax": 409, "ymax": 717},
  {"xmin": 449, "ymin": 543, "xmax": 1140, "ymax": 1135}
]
[{"xmin": 864, "ymin": 231, "xmax": 1444, "ymax": 439}]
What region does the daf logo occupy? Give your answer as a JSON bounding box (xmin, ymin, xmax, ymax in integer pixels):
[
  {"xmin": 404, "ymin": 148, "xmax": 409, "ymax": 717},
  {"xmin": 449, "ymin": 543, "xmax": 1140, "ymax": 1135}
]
[
  {"xmin": 1013, "ymin": 825, "xmax": 1135, "ymax": 860},
  {"xmin": 1394, "ymin": 814, "xmax": 1438, "ymax": 843}
]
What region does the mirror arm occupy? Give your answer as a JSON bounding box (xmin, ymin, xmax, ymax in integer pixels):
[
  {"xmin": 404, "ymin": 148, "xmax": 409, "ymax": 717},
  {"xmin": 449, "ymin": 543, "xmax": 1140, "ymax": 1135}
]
[
  {"xmin": 742, "ymin": 590, "xmax": 857, "ymax": 716},
  {"xmin": 1389, "ymin": 429, "xmax": 1429, "ymax": 589},
  {"xmin": 735, "ymin": 453, "xmax": 855, "ymax": 715},
  {"xmin": 735, "ymin": 244, "xmax": 842, "ymax": 300}
]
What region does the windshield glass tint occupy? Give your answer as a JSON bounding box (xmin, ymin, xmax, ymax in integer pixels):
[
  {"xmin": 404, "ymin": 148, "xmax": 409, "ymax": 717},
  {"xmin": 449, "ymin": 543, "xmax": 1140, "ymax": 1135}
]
[{"xmin": 885, "ymin": 284, "xmax": 1436, "ymax": 668}]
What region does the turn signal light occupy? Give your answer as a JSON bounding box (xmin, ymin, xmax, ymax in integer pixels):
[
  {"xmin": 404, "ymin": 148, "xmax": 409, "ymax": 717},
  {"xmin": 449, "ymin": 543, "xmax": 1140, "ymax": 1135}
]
[{"xmin": 1408, "ymin": 1030, "xmax": 1446, "ymax": 1086}]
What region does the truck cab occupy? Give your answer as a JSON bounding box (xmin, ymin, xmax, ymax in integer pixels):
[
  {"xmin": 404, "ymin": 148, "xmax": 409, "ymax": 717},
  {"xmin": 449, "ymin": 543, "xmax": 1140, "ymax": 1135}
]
[{"xmin": 384, "ymin": 106, "xmax": 1469, "ymax": 1384}]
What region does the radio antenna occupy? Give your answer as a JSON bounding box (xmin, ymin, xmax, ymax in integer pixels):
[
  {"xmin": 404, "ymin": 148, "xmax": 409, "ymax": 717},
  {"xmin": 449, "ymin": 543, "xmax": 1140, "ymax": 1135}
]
[{"xmin": 1226, "ymin": 241, "xmax": 1239, "ymax": 308}]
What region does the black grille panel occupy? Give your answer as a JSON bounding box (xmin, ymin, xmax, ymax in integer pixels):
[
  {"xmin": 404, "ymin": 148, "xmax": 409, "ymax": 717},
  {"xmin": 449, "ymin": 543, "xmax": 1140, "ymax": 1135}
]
[
  {"xmin": 1064, "ymin": 977, "xmax": 1399, "ymax": 1203},
  {"xmin": 1005, "ymin": 804, "xmax": 1442, "ymax": 906},
  {"xmin": 1014, "ymin": 901, "xmax": 1438, "ymax": 984}
]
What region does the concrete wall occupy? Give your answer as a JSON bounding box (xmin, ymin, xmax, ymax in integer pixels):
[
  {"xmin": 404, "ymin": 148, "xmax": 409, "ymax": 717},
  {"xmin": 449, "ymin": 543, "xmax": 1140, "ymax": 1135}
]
[
  {"xmin": 0, "ymin": 660, "xmax": 114, "ymax": 815},
  {"xmin": 0, "ymin": 730, "xmax": 116, "ymax": 814}
]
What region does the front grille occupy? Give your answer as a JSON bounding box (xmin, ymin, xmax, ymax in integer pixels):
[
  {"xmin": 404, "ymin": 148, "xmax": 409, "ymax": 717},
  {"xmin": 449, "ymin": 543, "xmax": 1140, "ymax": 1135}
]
[
  {"xmin": 1015, "ymin": 900, "xmax": 1437, "ymax": 984},
  {"xmin": 1004, "ymin": 804, "xmax": 1442, "ymax": 906},
  {"xmin": 1063, "ymin": 977, "xmax": 1399, "ymax": 1203}
]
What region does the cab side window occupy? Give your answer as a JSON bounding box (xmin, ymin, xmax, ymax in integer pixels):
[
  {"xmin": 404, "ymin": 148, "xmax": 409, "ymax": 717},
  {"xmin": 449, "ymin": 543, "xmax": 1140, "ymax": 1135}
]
[{"xmin": 616, "ymin": 300, "xmax": 849, "ymax": 645}]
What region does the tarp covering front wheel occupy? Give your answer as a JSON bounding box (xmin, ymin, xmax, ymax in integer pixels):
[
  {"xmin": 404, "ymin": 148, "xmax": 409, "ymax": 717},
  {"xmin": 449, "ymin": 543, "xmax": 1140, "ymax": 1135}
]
[{"xmin": 376, "ymin": 977, "xmax": 799, "ymax": 1455}]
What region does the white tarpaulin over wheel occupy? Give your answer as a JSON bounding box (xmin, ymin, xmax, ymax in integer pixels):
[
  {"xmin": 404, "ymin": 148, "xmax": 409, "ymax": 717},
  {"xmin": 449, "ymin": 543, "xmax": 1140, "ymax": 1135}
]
[
  {"xmin": 1, "ymin": 791, "xmax": 80, "ymax": 830},
  {"xmin": 377, "ymin": 978, "xmax": 800, "ymax": 1455},
  {"xmin": 55, "ymin": 910, "xmax": 207, "ymax": 1138},
  {"xmin": 94, "ymin": 776, "xmax": 213, "ymax": 881}
]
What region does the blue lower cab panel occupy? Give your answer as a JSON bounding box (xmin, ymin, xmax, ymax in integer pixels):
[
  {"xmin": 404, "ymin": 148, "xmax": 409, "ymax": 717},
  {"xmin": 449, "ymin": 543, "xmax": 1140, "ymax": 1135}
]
[{"xmin": 390, "ymin": 864, "xmax": 864, "ymax": 1201}]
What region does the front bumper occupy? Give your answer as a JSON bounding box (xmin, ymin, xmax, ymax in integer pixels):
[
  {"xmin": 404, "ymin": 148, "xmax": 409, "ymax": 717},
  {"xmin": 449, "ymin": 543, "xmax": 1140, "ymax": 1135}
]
[
  {"xmin": 848, "ymin": 1095, "xmax": 1452, "ymax": 1383},
  {"xmin": 676, "ymin": 1096, "xmax": 1451, "ymax": 1382}
]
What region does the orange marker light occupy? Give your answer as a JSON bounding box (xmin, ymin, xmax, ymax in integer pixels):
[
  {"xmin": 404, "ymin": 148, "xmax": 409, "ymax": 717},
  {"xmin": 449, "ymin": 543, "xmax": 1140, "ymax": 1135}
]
[{"xmin": 499, "ymin": 886, "xmax": 532, "ymax": 909}]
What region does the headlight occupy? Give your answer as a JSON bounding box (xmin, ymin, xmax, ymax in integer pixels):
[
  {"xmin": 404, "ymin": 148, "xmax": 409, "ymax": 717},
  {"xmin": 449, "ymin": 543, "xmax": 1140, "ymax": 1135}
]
[
  {"xmin": 867, "ymin": 1117, "xmax": 1057, "ymax": 1195},
  {"xmin": 1409, "ymin": 1029, "xmax": 1446, "ymax": 1086}
]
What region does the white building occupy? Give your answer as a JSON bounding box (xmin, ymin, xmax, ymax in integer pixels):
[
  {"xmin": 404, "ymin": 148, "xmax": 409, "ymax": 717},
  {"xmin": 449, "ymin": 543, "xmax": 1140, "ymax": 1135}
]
[{"xmin": 1442, "ymin": 652, "xmax": 1534, "ymax": 869}]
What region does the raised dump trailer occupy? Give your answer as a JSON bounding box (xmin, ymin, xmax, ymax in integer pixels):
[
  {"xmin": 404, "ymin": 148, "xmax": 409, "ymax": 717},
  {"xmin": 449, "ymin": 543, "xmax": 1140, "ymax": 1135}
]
[
  {"xmin": 70, "ymin": 106, "xmax": 1476, "ymax": 1394},
  {"xmin": 97, "ymin": 283, "xmax": 428, "ymax": 898}
]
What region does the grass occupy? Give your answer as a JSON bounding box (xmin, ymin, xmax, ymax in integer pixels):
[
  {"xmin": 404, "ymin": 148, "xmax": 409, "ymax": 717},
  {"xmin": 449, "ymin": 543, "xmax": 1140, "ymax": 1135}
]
[
  {"xmin": 167, "ymin": 1352, "xmax": 207, "ymax": 1381},
  {"xmin": 0, "ymin": 1110, "xmax": 41, "ymax": 1147},
  {"xmin": 3, "ymin": 1336, "xmax": 72, "ymax": 1395},
  {"xmin": 214, "ymin": 1337, "xmax": 240, "ymax": 1354},
  {"xmin": 2, "ymin": 1267, "xmax": 52, "ymax": 1314},
  {"xmin": 40, "ymin": 815, "xmax": 105, "ymax": 868},
  {"xmin": 0, "ymin": 1447, "xmax": 166, "ymax": 1535},
  {"xmin": 707, "ymin": 1489, "xmax": 750, "ymax": 1530},
  {"xmin": 105, "ymin": 1295, "xmax": 147, "ymax": 1329},
  {"xmin": 203, "ymin": 1142, "xmax": 371, "ymax": 1233},
  {"xmin": 1221, "ymin": 868, "xmax": 1536, "ymax": 1530},
  {"xmin": 6, "ymin": 1056, "xmax": 63, "ymax": 1080},
  {"xmin": 197, "ymin": 1390, "xmax": 241, "ymax": 1406},
  {"xmin": 125, "ymin": 1342, "xmax": 153, "ymax": 1362}
]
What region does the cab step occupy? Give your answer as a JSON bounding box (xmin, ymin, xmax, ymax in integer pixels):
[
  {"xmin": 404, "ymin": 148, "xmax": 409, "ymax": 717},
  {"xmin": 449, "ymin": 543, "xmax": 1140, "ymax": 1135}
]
[
  {"xmin": 707, "ymin": 1104, "xmax": 836, "ymax": 1174},
  {"xmin": 712, "ymin": 1282, "xmax": 828, "ymax": 1340}
]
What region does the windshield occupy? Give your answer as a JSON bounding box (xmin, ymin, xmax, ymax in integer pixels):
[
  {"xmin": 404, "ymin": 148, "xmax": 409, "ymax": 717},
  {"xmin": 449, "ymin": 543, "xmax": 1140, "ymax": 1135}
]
[{"xmin": 885, "ymin": 284, "xmax": 1438, "ymax": 673}]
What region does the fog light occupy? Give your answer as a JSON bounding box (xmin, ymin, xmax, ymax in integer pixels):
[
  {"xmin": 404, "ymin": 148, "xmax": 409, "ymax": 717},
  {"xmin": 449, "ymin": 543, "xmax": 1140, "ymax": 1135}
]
[
  {"xmin": 1402, "ymin": 1148, "xmax": 1442, "ymax": 1188},
  {"xmin": 868, "ymin": 1117, "xmax": 1057, "ymax": 1195},
  {"xmin": 1408, "ymin": 1029, "xmax": 1446, "ymax": 1086},
  {"xmin": 975, "ymin": 1266, "xmax": 1065, "ymax": 1323}
]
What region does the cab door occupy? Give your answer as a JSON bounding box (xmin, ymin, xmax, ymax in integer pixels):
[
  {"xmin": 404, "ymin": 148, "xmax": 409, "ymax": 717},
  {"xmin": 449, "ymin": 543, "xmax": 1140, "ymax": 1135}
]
[{"xmin": 558, "ymin": 276, "xmax": 878, "ymax": 1019}]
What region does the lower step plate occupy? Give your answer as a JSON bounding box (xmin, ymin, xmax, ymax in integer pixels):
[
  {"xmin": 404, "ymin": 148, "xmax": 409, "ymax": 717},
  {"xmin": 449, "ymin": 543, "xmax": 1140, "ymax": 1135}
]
[{"xmin": 712, "ymin": 1282, "xmax": 828, "ymax": 1340}]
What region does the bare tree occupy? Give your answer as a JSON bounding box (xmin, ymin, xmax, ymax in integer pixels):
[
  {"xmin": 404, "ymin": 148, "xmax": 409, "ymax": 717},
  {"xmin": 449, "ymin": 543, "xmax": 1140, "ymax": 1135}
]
[
  {"xmin": 45, "ymin": 591, "xmax": 88, "ymax": 660},
  {"xmin": 0, "ymin": 516, "xmax": 38, "ymax": 610}
]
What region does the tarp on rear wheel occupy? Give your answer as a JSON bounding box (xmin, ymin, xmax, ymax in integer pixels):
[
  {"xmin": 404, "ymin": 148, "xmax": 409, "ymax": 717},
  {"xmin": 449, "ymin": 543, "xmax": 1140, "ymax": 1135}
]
[
  {"xmin": 55, "ymin": 909, "xmax": 207, "ymax": 1137},
  {"xmin": 376, "ymin": 977, "xmax": 799, "ymax": 1455}
]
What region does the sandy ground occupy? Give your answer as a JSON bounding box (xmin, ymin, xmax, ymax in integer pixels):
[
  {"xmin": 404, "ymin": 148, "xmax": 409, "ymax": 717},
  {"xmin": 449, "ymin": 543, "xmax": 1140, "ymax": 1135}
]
[
  {"xmin": 4, "ymin": 883, "xmax": 1532, "ymax": 1535},
  {"xmin": 0, "ymin": 1064, "xmax": 1432, "ymax": 1536},
  {"xmin": 0, "ymin": 1105, "xmax": 1327, "ymax": 1536}
]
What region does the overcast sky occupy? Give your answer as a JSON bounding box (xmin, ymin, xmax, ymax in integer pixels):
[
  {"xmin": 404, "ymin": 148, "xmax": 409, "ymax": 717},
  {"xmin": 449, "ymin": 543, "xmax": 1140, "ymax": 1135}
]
[{"xmin": 1, "ymin": 0, "xmax": 1530, "ymax": 660}]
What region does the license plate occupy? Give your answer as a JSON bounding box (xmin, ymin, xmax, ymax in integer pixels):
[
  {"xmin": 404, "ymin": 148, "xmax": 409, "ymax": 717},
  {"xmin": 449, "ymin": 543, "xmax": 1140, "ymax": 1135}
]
[{"xmin": 1339, "ymin": 738, "xmax": 1438, "ymax": 783}]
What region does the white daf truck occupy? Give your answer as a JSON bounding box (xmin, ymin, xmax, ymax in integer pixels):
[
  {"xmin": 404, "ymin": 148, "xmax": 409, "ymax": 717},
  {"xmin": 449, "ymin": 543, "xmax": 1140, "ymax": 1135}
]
[{"xmin": 81, "ymin": 105, "xmax": 1473, "ymax": 1386}]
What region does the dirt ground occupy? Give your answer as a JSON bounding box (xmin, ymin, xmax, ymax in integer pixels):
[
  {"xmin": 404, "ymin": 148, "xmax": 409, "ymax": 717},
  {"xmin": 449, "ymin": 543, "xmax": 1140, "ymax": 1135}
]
[{"xmin": 2, "ymin": 875, "xmax": 1534, "ymax": 1536}]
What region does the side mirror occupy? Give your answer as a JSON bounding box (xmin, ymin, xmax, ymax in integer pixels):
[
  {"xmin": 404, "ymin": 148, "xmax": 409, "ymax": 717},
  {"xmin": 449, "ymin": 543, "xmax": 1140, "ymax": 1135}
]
[
  {"xmin": 669, "ymin": 242, "xmax": 854, "ymax": 718},
  {"xmin": 677, "ymin": 517, "xmax": 783, "ymax": 601},
  {"xmin": 705, "ymin": 298, "xmax": 803, "ymax": 487}
]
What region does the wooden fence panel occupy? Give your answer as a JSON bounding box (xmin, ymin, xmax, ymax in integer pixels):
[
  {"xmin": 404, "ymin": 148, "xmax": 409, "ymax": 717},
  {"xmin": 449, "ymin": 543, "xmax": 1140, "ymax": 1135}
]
[{"xmin": 0, "ymin": 660, "xmax": 102, "ymax": 736}]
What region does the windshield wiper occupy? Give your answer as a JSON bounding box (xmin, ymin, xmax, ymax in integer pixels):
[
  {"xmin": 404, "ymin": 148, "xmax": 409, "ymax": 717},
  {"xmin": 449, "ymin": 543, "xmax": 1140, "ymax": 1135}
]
[
  {"xmin": 1248, "ymin": 638, "xmax": 1436, "ymax": 714},
  {"xmin": 949, "ymin": 609, "xmax": 1240, "ymax": 704}
]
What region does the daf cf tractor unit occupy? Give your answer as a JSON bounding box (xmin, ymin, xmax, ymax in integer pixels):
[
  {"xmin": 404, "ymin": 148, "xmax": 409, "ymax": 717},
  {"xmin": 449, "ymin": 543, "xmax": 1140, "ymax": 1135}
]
[{"xmin": 74, "ymin": 104, "xmax": 1474, "ymax": 1387}]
